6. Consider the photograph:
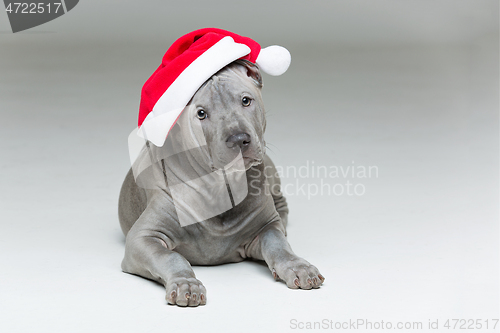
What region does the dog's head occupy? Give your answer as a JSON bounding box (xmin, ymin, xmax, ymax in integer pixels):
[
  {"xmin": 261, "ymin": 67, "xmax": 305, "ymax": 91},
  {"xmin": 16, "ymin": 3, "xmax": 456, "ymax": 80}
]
[{"xmin": 172, "ymin": 59, "xmax": 266, "ymax": 171}]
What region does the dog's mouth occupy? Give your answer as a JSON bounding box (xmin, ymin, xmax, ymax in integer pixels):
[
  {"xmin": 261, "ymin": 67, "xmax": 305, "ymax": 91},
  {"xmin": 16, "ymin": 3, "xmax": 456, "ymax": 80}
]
[
  {"xmin": 209, "ymin": 148, "xmax": 264, "ymax": 172},
  {"xmin": 210, "ymin": 156, "xmax": 262, "ymax": 172},
  {"xmin": 243, "ymin": 156, "xmax": 263, "ymax": 168},
  {"xmin": 208, "ymin": 134, "xmax": 265, "ymax": 171},
  {"xmin": 243, "ymin": 155, "xmax": 262, "ymax": 162}
]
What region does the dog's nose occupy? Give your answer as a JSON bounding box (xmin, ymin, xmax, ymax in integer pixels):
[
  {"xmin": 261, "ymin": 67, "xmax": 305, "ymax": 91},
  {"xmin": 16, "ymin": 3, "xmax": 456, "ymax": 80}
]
[{"xmin": 226, "ymin": 133, "xmax": 251, "ymax": 150}]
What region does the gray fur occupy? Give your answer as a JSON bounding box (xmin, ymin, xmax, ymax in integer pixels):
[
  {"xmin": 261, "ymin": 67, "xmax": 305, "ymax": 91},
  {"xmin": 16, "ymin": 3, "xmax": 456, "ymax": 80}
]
[{"xmin": 118, "ymin": 60, "xmax": 324, "ymax": 307}]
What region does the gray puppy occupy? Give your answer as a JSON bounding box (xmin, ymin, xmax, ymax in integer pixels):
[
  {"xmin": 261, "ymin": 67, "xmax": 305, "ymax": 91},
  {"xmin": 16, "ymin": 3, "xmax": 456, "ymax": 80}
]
[{"xmin": 119, "ymin": 60, "xmax": 324, "ymax": 307}]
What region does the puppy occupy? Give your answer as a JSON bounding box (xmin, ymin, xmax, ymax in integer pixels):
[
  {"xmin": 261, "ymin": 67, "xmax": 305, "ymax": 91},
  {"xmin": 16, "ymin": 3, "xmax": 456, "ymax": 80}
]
[{"xmin": 119, "ymin": 59, "xmax": 324, "ymax": 307}]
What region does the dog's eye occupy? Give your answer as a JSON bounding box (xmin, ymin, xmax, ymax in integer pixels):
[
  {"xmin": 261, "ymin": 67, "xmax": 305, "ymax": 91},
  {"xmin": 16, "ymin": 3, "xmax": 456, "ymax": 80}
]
[
  {"xmin": 242, "ymin": 96, "xmax": 251, "ymax": 107},
  {"xmin": 197, "ymin": 109, "xmax": 207, "ymax": 120}
]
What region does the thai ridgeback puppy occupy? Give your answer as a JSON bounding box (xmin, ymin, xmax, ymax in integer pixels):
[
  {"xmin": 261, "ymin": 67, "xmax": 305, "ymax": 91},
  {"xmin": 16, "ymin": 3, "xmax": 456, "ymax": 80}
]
[{"xmin": 119, "ymin": 59, "xmax": 324, "ymax": 307}]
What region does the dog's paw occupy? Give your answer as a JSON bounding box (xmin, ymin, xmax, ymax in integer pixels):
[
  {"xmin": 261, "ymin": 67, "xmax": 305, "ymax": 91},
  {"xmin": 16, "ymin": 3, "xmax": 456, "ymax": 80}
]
[
  {"xmin": 165, "ymin": 276, "xmax": 207, "ymax": 307},
  {"xmin": 272, "ymin": 257, "xmax": 325, "ymax": 290}
]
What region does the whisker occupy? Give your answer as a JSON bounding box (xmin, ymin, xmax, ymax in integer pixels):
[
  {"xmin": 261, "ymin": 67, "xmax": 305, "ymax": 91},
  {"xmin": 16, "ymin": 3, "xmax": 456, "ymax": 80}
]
[{"xmin": 266, "ymin": 142, "xmax": 280, "ymax": 152}]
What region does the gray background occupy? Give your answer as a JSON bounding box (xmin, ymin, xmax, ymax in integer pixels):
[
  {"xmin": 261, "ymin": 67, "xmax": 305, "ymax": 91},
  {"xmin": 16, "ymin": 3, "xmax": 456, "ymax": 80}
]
[{"xmin": 0, "ymin": 1, "xmax": 498, "ymax": 332}]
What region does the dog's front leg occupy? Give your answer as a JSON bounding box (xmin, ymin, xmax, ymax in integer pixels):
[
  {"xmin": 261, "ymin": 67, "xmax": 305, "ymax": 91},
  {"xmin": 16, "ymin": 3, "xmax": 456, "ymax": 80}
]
[
  {"xmin": 121, "ymin": 210, "xmax": 206, "ymax": 307},
  {"xmin": 250, "ymin": 223, "xmax": 325, "ymax": 289}
]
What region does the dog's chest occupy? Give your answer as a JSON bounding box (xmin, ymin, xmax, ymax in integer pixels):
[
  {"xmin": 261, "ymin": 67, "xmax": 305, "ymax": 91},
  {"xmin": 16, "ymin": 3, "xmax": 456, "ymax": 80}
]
[
  {"xmin": 174, "ymin": 231, "xmax": 247, "ymax": 265},
  {"xmin": 173, "ymin": 194, "xmax": 273, "ymax": 265}
]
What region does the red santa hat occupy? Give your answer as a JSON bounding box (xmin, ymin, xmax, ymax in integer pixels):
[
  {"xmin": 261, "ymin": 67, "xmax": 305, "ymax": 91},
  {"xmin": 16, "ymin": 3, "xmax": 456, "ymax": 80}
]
[{"xmin": 137, "ymin": 28, "xmax": 291, "ymax": 147}]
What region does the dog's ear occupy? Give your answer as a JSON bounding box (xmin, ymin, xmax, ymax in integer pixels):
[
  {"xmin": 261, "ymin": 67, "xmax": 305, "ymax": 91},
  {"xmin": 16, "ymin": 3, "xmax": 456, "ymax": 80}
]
[{"xmin": 233, "ymin": 59, "xmax": 263, "ymax": 88}]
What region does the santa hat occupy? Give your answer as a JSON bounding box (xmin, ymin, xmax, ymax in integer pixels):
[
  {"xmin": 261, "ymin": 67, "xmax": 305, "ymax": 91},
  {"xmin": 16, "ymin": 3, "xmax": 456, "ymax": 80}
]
[{"xmin": 137, "ymin": 28, "xmax": 291, "ymax": 147}]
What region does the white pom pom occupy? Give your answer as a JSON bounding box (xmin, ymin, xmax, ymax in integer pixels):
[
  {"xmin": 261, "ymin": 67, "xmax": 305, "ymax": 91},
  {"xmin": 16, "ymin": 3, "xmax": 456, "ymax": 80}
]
[{"xmin": 255, "ymin": 45, "xmax": 291, "ymax": 76}]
